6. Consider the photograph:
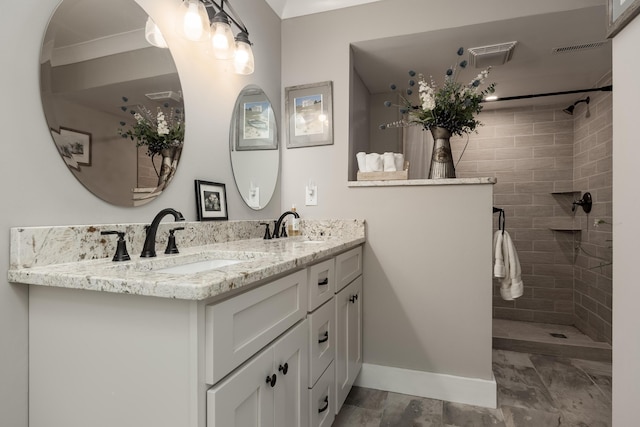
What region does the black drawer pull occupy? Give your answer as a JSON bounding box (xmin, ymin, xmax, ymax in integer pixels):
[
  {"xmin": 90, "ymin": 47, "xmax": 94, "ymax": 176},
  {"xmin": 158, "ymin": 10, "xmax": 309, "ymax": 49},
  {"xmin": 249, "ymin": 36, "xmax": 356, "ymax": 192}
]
[
  {"xmin": 349, "ymin": 294, "xmax": 359, "ymax": 303},
  {"xmin": 278, "ymin": 363, "xmax": 289, "ymax": 375},
  {"xmin": 318, "ymin": 278, "xmax": 329, "ymax": 286},
  {"xmin": 318, "ymin": 331, "xmax": 329, "ymax": 344},
  {"xmin": 318, "ymin": 396, "xmax": 329, "ymax": 413},
  {"xmin": 266, "ymin": 373, "xmax": 277, "ymax": 387}
]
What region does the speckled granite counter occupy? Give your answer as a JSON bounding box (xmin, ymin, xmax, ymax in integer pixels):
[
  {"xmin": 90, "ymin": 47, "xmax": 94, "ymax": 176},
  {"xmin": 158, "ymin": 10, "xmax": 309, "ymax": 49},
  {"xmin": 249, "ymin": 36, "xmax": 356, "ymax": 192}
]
[{"xmin": 8, "ymin": 219, "xmax": 365, "ymax": 300}]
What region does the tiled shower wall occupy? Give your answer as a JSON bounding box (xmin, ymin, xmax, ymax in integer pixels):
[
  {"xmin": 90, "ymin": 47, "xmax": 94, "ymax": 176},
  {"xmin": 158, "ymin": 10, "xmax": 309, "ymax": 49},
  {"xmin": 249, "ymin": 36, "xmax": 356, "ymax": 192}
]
[
  {"xmin": 451, "ymin": 88, "xmax": 613, "ymax": 343},
  {"xmin": 572, "ymin": 79, "xmax": 613, "ymax": 344}
]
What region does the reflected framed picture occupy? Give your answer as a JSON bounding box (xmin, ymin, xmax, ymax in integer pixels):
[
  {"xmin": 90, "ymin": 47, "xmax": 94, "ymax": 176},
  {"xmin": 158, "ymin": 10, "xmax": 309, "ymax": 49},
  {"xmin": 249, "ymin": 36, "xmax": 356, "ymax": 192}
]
[
  {"xmin": 285, "ymin": 81, "xmax": 333, "ymax": 148},
  {"xmin": 236, "ymin": 100, "xmax": 277, "ymax": 151},
  {"xmin": 59, "ymin": 127, "xmax": 91, "ymax": 166},
  {"xmin": 195, "ymin": 180, "xmax": 228, "ymax": 221},
  {"xmin": 607, "ymin": 0, "xmax": 640, "ymax": 37}
]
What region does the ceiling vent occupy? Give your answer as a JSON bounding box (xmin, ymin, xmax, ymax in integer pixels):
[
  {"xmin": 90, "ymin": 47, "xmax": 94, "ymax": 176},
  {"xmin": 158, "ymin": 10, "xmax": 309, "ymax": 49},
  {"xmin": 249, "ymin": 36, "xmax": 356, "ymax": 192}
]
[
  {"xmin": 144, "ymin": 90, "xmax": 182, "ymax": 102},
  {"xmin": 468, "ymin": 41, "xmax": 518, "ymax": 68},
  {"xmin": 551, "ymin": 41, "xmax": 608, "ymax": 54}
]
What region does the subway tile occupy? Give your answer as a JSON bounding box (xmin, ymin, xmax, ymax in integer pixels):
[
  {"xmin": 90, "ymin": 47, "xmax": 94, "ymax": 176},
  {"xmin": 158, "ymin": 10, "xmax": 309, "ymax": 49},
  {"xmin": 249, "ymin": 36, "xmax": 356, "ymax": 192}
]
[
  {"xmin": 554, "ymin": 157, "xmax": 574, "ymax": 170},
  {"xmin": 494, "ymin": 308, "xmax": 535, "ymax": 321},
  {"xmin": 580, "ymin": 295, "xmax": 598, "ymax": 312},
  {"xmin": 533, "ymin": 288, "xmax": 573, "ymax": 300},
  {"xmin": 534, "ymin": 145, "xmax": 573, "ymax": 158},
  {"xmin": 515, "ymin": 157, "xmax": 555, "ymax": 171},
  {"xmin": 534, "ymin": 120, "xmax": 573, "ymax": 135},
  {"xmin": 597, "ymin": 304, "xmax": 612, "ymax": 324},
  {"xmin": 494, "ymin": 170, "xmax": 534, "ymax": 183},
  {"xmin": 477, "ymin": 159, "xmax": 515, "ymax": 172},
  {"xmin": 532, "ymin": 311, "xmax": 575, "ymax": 324},
  {"xmin": 596, "ymin": 124, "xmax": 612, "ymax": 145},
  {"xmin": 514, "ymin": 110, "xmax": 555, "ymax": 124},
  {"xmin": 514, "ymin": 205, "xmax": 555, "ymax": 217},
  {"xmin": 515, "ymin": 134, "xmax": 555, "ymax": 147},
  {"xmin": 553, "ymin": 181, "xmax": 574, "ymax": 192},
  {"xmin": 496, "ymin": 123, "xmax": 534, "ymax": 137},
  {"xmin": 554, "ymin": 300, "xmax": 574, "ymax": 313},
  {"xmin": 533, "ymin": 169, "xmax": 572, "ymax": 181},
  {"xmin": 554, "ymin": 133, "xmax": 574, "ymax": 145},
  {"xmin": 495, "ymin": 147, "xmax": 534, "ymax": 160},
  {"xmin": 515, "ymin": 298, "xmax": 555, "ymax": 311},
  {"xmin": 494, "ymin": 193, "xmax": 533, "ymax": 206},
  {"xmin": 514, "ymin": 181, "xmax": 555, "ymax": 193}
]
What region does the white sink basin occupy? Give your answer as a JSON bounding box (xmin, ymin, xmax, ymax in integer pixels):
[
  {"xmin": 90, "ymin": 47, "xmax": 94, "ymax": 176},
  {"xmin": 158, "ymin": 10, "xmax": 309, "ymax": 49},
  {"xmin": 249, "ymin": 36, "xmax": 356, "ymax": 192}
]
[{"xmin": 154, "ymin": 259, "xmax": 243, "ymax": 274}]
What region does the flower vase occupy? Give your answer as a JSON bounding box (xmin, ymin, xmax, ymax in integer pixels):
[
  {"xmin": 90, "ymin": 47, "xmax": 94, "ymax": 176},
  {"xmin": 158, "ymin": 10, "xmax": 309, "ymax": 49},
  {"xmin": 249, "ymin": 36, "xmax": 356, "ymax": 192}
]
[
  {"xmin": 428, "ymin": 126, "xmax": 456, "ymax": 179},
  {"xmin": 157, "ymin": 145, "xmax": 181, "ymax": 189}
]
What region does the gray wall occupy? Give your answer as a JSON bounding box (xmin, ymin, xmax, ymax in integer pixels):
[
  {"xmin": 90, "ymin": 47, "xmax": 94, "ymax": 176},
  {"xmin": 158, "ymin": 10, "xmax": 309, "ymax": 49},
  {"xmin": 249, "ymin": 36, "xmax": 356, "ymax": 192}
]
[
  {"xmin": 612, "ymin": 14, "xmax": 640, "ymax": 426},
  {"xmin": 0, "ymin": 0, "xmax": 281, "ymax": 425},
  {"xmin": 280, "ymin": 0, "xmax": 604, "ymax": 388}
]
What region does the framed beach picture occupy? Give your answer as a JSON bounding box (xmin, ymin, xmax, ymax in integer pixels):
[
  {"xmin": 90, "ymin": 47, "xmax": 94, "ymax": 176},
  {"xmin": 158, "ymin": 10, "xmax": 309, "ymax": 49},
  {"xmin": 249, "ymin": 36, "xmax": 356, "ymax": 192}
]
[
  {"xmin": 195, "ymin": 180, "xmax": 228, "ymax": 221},
  {"xmin": 285, "ymin": 81, "xmax": 333, "ymax": 148},
  {"xmin": 607, "ymin": 0, "xmax": 640, "ymax": 37}
]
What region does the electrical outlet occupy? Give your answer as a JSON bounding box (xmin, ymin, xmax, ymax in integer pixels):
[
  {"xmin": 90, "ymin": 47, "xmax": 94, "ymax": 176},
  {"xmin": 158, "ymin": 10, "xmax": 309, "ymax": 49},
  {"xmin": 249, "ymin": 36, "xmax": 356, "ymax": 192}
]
[{"xmin": 305, "ymin": 185, "xmax": 317, "ymax": 206}]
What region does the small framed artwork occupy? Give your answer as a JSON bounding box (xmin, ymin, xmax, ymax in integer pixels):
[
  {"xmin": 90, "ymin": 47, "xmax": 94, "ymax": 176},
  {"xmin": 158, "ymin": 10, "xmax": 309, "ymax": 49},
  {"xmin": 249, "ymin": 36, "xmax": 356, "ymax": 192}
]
[
  {"xmin": 50, "ymin": 129, "xmax": 80, "ymax": 170},
  {"xmin": 607, "ymin": 0, "xmax": 640, "ymax": 37},
  {"xmin": 60, "ymin": 127, "xmax": 91, "ymax": 166},
  {"xmin": 285, "ymin": 81, "xmax": 333, "ymax": 148},
  {"xmin": 195, "ymin": 180, "xmax": 228, "ymax": 221}
]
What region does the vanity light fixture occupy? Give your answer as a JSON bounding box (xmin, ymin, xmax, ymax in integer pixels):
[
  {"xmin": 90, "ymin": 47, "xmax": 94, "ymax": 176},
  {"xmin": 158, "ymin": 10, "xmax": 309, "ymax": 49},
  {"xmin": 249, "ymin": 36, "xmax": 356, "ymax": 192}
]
[{"xmin": 178, "ymin": 0, "xmax": 255, "ymax": 75}]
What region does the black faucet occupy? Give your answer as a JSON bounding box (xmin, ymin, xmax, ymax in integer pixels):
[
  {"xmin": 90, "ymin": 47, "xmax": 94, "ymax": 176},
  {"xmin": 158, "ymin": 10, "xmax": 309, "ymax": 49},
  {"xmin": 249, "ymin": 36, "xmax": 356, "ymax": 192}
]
[
  {"xmin": 141, "ymin": 208, "xmax": 185, "ymax": 257},
  {"xmin": 273, "ymin": 210, "xmax": 299, "ymax": 238}
]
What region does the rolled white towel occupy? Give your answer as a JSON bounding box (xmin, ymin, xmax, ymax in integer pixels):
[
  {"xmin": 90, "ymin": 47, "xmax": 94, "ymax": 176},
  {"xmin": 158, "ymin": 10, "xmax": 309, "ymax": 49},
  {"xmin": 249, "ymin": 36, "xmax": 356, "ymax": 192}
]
[
  {"xmin": 383, "ymin": 152, "xmax": 397, "ymax": 171},
  {"xmin": 394, "ymin": 153, "xmax": 405, "ymax": 171},
  {"xmin": 356, "ymin": 152, "xmax": 367, "ymax": 172},
  {"xmin": 365, "ymin": 153, "xmax": 383, "ymax": 172}
]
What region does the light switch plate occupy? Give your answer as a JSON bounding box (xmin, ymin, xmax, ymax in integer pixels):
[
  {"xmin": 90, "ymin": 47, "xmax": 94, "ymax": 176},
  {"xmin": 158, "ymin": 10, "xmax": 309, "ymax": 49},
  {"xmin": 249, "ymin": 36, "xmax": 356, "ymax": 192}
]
[
  {"xmin": 305, "ymin": 185, "xmax": 318, "ymax": 206},
  {"xmin": 248, "ymin": 187, "xmax": 260, "ymax": 209}
]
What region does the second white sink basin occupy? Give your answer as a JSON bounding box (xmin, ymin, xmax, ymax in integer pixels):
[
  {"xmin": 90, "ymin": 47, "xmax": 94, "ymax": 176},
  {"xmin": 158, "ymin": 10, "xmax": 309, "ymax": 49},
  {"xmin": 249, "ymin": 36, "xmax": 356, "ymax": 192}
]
[{"xmin": 154, "ymin": 259, "xmax": 243, "ymax": 275}]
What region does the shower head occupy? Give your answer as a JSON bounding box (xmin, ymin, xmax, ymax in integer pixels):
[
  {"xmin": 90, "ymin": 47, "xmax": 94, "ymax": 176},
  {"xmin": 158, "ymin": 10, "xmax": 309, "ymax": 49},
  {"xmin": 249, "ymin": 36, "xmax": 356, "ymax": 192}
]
[{"xmin": 563, "ymin": 96, "xmax": 590, "ymax": 115}]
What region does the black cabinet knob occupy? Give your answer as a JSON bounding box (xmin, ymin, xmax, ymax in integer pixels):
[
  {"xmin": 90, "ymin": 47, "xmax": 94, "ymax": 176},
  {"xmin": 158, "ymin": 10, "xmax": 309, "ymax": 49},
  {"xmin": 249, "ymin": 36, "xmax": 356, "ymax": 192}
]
[
  {"xmin": 278, "ymin": 363, "xmax": 289, "ymax": 375},
  {"xmin": 266, "ymin": 373, "xmax": 277, "ymax": 387}
]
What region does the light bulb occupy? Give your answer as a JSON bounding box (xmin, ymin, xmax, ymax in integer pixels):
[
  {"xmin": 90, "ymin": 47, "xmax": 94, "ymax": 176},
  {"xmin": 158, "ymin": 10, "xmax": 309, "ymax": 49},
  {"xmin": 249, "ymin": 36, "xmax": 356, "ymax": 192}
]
[
  {"xmin": 145, "ymin": 17, "xmax": 168, "ymax": 48},
  {"xmin": 179, "ymin": 0, "xmax": 209, "ymax": 42},
  {"xmin": 211, "ymin": 12, "xmax": 235, "ymax": 59},
  {"xmin": 234, "ymin": 32, "xmax": 254, "ymax": 75}
]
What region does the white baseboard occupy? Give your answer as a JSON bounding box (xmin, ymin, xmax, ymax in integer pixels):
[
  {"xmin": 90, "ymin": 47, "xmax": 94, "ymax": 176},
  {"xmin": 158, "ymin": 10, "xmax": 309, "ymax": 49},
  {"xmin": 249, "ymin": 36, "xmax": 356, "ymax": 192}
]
[{"xmin": 354, "ymin": 363, "xmax": 497, "ymax": 408}]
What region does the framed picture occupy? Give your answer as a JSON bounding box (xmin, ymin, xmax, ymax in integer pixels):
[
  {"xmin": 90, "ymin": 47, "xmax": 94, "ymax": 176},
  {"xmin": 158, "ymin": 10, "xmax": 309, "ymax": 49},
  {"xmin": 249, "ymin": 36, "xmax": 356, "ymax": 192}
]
[
  {"xmin": 285, "ymin": 81, "xmax": 333, "ymax": 148},
  {"xmin": 607, "ymin": 0, "xmax": 640, "ymax": 37},
  {"xmin": 59, "ymin": 127, "xmax": 91, "ymax": 166},
  {"xmin": 50, "ymin": 129, "xmax": 80, "ymax": 170},
  {"xmin": 195, "ymin": 180, "xmax": 228, "ymax": 221},
  {"xmin": 236, "ymin": 100, "xmax": 277, "ymax": 151}
]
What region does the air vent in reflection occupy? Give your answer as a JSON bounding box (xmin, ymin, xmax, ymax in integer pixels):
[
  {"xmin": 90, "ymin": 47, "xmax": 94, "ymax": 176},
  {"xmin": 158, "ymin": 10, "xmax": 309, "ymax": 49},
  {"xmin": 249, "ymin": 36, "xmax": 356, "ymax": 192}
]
[{"xmin": 552, "ymin": 41, "xmax": 608, "ymax": 54}]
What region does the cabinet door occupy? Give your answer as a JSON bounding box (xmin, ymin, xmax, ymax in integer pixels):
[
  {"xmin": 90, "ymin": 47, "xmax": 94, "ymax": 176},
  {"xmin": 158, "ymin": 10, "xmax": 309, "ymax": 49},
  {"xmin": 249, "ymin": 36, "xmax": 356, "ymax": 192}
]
[
  {"xmin": 334, "ymin": 276, "xmax": 363, "ymax": 413},
  {"xmin": 274, "ymin": 320, "xmax": 309, "ymax": 427},
  {"xmin": 207, "ymin": 347, "xmax": 275, "ymax": 427}
]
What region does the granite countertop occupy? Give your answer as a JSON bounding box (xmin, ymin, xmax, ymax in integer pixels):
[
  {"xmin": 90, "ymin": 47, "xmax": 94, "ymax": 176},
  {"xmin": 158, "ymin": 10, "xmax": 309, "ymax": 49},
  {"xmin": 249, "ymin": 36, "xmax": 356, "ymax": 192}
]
[{"xmin": 8, "ymin": 220, "xmax": 365, "ymax": 301}]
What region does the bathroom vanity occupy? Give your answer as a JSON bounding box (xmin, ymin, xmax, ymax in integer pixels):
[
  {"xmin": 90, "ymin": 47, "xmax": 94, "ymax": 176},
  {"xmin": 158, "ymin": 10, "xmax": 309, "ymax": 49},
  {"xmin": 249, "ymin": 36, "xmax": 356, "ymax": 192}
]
[{"xmin": 8, "ymin": 219, "xmax": 364, "ymax": 427}]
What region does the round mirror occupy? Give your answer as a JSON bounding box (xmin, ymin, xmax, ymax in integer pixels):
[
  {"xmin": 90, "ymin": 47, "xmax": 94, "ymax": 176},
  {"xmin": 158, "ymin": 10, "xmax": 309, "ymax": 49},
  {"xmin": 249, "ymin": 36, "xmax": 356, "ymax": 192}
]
[
  {"xmin": 40, "ymin": 0, "xmax": 185, "ymax": 206},
  {"xmin": 230, "ymin": 85, "xmax": 279, "ymax": 210}
]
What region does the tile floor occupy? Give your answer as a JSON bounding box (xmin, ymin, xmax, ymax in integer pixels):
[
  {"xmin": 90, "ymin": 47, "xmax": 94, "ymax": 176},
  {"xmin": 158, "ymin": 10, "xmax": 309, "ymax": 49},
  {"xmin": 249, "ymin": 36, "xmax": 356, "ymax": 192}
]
[{"xmin": 332, "ymin": 349, "xmax": 612, "ymax": 427}]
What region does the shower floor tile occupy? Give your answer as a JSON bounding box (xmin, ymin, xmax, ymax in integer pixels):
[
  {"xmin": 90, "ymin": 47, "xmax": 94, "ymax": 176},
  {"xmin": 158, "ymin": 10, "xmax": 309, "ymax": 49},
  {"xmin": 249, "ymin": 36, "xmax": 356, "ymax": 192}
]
[{"xmin": 492, "ymin": 319, "xmax": 611, "ymax": 361}]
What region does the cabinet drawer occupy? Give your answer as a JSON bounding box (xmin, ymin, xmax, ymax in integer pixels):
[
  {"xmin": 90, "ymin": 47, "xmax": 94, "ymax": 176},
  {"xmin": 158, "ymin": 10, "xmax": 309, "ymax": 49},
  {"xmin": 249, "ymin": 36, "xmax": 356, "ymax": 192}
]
[
  {"xmin": 335, "ymin": 246, "xmax": 362, "ymax": 292},
  {"xmin": 307, "ymin": 259, "xmax": 335, "ymax": 312},
  {"xmin": 309, "ymin": 361, "xmax": 335, "ymax": 427},
  {"xmin": 205, "ymin": 270, "xmax": 308, "ymax": 385},
  {"xmin": 307, "ymin": 299, "xmax": 334, "ymax": 387}
]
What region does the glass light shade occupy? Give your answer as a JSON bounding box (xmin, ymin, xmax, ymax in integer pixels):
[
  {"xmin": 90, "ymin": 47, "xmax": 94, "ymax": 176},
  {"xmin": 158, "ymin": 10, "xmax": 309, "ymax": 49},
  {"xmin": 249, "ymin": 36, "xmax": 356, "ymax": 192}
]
[
  {"xmin": 145, "ymin": 17, "xmax": 168, "ymax": 48},
  {"xmin": 179, "ymin": 0, "xmax": 210, "ymax": 42},
  {"xmin": 234, "ymin": 36, "xmax": 254, "ymax": 75},
  {"xmin": 210, "ymin": 12, "xmax": 235, "ymax": 59}
]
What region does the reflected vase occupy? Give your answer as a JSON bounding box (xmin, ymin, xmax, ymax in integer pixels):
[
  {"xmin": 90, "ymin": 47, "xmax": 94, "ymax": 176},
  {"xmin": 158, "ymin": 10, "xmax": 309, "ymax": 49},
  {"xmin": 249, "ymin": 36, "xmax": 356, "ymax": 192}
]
[
  {"xmin": 157, "ymin": 144, "xmax": 182, "ymax": 189},
  {"xmin": 428, "ymin": 126, "xmax": 456, "ymax": 179}
]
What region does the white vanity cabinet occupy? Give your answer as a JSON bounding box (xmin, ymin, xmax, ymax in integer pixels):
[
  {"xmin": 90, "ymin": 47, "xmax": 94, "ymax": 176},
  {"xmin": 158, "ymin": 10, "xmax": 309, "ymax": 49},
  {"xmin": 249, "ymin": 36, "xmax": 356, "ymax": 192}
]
[
  {"xmin": 207, "ymin": 319, "xmax": 308, "ymax": 427},
  {"xmin": 334, "ymin": 246, "xmax": 363, "ymax": 413},
  {"xmin": 26, "ymin": 244, "xmax": 363, "ymax": 427}
]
